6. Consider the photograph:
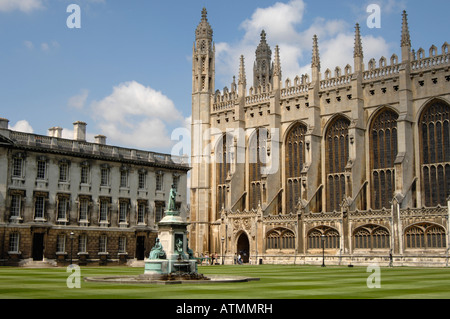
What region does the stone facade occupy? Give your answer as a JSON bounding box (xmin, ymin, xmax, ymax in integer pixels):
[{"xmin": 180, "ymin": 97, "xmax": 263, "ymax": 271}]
[
  {"xmin": 189, "ymin": 9, "xmax": 450, "ymax": 266},
  {"xmin": 0, "ymin": 119, "xmax": 189, "ymax": 266}
]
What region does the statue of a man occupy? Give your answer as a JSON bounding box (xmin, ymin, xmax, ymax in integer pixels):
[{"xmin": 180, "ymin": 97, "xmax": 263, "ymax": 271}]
[{"xmin": 168, "ymin": 184, "xmax": 177, "ymax": 212}]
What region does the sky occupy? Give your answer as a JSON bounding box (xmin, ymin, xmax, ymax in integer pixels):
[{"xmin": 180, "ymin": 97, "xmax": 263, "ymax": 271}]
[{"xmin": 0, "ymin": 0, "xmax": 448, "ymax": 156}]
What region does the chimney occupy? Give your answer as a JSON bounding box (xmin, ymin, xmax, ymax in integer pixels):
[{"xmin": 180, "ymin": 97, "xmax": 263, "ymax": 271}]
[
  {"xmin": 73, "ymin": 121, "xmax": 87, "ymax": 141},
  {"xmin": 0, "ymin": 118, "xmax": 9, "ymax": 130},
  {"xmin": 95, "ymin": 135, "xmax": 107, "ymax": 145},
  {"xmin": 48, "ymin": 126, "xmax": 63, "ymax": 138}
]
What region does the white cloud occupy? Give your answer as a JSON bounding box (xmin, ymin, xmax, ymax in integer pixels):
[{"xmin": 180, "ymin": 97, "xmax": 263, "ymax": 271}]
[
  {"xmin": 214, "ymin": 0, "xmax": 394, "ymax": 90},
  {"xmin": 68, "ymin": 89, "xmax": 89, "ymax": 110},
  {"xmin": 23, "ymin": 40, "xmax": 34, "ymax": 50},
  {"xmin": 9, "ymin": 120, "xmax": 34, "ymax": 133},
  {"xmin": 40, "ymin": 41, "xmax": 59, "ymax": 52},
  {"xmin": 40, "ymin": 42, "xmax": 49, "ymax": 51},
  {"xmin": 0, "ymin": 0, "xmax": 44, "ymax": 13},
  {"xmin": 91, "ymin": 81, "xmax": 186, "ymax": 150}
]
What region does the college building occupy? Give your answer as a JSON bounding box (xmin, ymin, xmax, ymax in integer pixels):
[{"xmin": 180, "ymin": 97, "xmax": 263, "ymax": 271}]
[
  {"xmin": 189, "ymin": 9, "xmax": 450, "ymax": 266},
  {"xmin": 0, "ymin": 119, "xmax": 189, "ymax": 266}
]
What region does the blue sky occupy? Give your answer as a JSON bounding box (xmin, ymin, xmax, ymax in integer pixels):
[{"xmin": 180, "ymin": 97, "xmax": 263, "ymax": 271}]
[{"xmin": 0, "ymin": 0, "xmax": 448, "ymax": 155}]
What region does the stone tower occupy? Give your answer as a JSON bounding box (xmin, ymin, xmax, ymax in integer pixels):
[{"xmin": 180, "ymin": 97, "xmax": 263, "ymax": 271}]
[{"xmin": 190, "ymin": 8, "xmax": 215, "ymax": 254}]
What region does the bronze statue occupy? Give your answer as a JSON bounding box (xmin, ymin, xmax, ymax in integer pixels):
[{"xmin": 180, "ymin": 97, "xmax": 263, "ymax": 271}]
[{"xmin": 149, "ymin": 238, "xmax": 166, "ymax": 260}]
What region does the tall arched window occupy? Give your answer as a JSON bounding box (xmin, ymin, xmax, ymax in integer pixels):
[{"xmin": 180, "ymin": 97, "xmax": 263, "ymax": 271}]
[
  {"xmin": 370, "ymin": 109, "xmax": 398, "ymax": 209},
  {"xmin": 325, "ymin": 117, "xmax": 350, "ymax": 212},
  {"xmin": 249, "ymin": 128, "xmax": 267, "ymax": 210},
  {"xmin": 419, "ymin": 100, "xmax": 450, "ymax": 207},
  {"xmin": 216, "ymin": 134, "xmax": 232, "ymax": 219},
  {"xmin": 285, "ymin": 123, "xmax": 307, "ymax": 214}
]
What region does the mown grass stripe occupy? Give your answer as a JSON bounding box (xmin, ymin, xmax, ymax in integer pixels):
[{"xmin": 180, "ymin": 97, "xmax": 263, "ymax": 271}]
[{"xmin": 0, "ymin": 265, "xmax": 449, "ymax": 299}]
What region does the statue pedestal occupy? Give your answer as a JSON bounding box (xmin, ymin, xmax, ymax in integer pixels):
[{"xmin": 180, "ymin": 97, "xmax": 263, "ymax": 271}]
[
  {"xmin": 144, "ymin": 259, "xmax": 169, "ymax": 275},
  {"xmin": 144, "ymin": 211, "xmax": 197, "ymax": 276}
]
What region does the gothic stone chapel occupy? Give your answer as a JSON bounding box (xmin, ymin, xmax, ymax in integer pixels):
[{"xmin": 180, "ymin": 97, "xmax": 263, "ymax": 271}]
[{"xmin": 189, "ymin": 8, "xmax": 450, "ymax": 266}]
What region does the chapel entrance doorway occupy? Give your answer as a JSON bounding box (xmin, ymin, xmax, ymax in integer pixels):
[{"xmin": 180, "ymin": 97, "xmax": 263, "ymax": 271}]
[{"xmin": 236, "ymin": 232, "xmax": 250, "ymax": 263}]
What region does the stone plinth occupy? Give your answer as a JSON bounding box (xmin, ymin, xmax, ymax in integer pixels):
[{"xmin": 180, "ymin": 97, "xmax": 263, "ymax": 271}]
[{"xmin": 144, "ymin": 209, "xmax": 198, "ymax": 276}]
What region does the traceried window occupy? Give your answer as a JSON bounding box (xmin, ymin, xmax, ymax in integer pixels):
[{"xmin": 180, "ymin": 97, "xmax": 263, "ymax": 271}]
[
  {"xmin": 405, "ymin": 223, "xmax": 446, "ymax": 249},
  {"xmin": 249, "ymin": 128, "xmax": 267, "ymax": 210},
  {"xmin": 285, "ymin": 123, "xmax": 307, "ymax": 214},
  {"xmin": 216, "ymin": 134, "xmax": 232, "ymax": 217},
  {"xmin": 370, "ymin": 109, "xmax": 398, "ymax": 209},
  {"xmin": 354, "ymin": 224, "xmax": 390, "ymax": 249},
  {"xmin": 308, "ymin": 226, "xmax": 340, "ymax": 249},
  {"xmin": 325, "ymin": 117, "xmax": 350, "ymax": 212},
  {"xmin": 266, "ymin": 228, "xmax": 295, "ymax": 250},
  {"xmin": 419, "ymin": 100, "xmax": 450, "ymax": 207}
]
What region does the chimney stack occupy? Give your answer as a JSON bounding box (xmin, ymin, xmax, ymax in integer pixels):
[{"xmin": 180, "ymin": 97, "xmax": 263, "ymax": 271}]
[
  {"xmin": 73, "ymin": 121, "xmax": 87, "ymax": 141},
  {"xmin": 95, "ymin": 135, "xmax": 107, "ymax": 145},
  {"xmin": 48, "ymin": 126, "xmax": 63, "ymax": 138},
  {"xmin": 0, "ymin": 118, "xmax": 9, "ymax": 130}
]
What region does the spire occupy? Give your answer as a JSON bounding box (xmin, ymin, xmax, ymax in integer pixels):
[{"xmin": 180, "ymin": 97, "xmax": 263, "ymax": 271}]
[
  {"xmin": 311, "ymin": 35, "xmax": 320, "ymax": 69},
  {"xmin": 273, "ymin": 45, "xmax": 281, "ymax": 77},
  {"xmin": 354, "ymin": 23, "xmax": 363, "ymax": 58},
  {"xmin": 238, "ymin": 55, "xmax": 246, "ymax": 86},
  {"xmin": 401, "ymin": 10, "xmax": 411, "ymax": 47}
]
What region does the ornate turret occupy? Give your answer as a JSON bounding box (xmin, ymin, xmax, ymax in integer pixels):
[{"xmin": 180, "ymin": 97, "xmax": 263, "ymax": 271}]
[
  {"xmin": 193, "ymin": 7, "xmax": 215, "ymax": 93},
  {"xmin": 253, "ymin": 30, "xmax": 273, "ymax": 90},
  {"xmin": 195, "ymin": 7, "xmax": 213, "ymax": 43}
]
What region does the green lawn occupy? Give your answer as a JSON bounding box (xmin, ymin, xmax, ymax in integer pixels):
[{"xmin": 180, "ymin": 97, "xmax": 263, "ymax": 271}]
[{"xmin": 0, "ymin": 265, "xmax": 449, "ymax": 299}]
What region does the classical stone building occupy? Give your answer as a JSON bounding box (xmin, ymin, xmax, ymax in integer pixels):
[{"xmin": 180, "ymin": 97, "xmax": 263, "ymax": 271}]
[
  {"xmin": 0, "ymin": 119, "xmax": 189, "ymax": 266},
  {"xmin": 189, "ymin": 9, "xmax": 450, "ymax": 266}
]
